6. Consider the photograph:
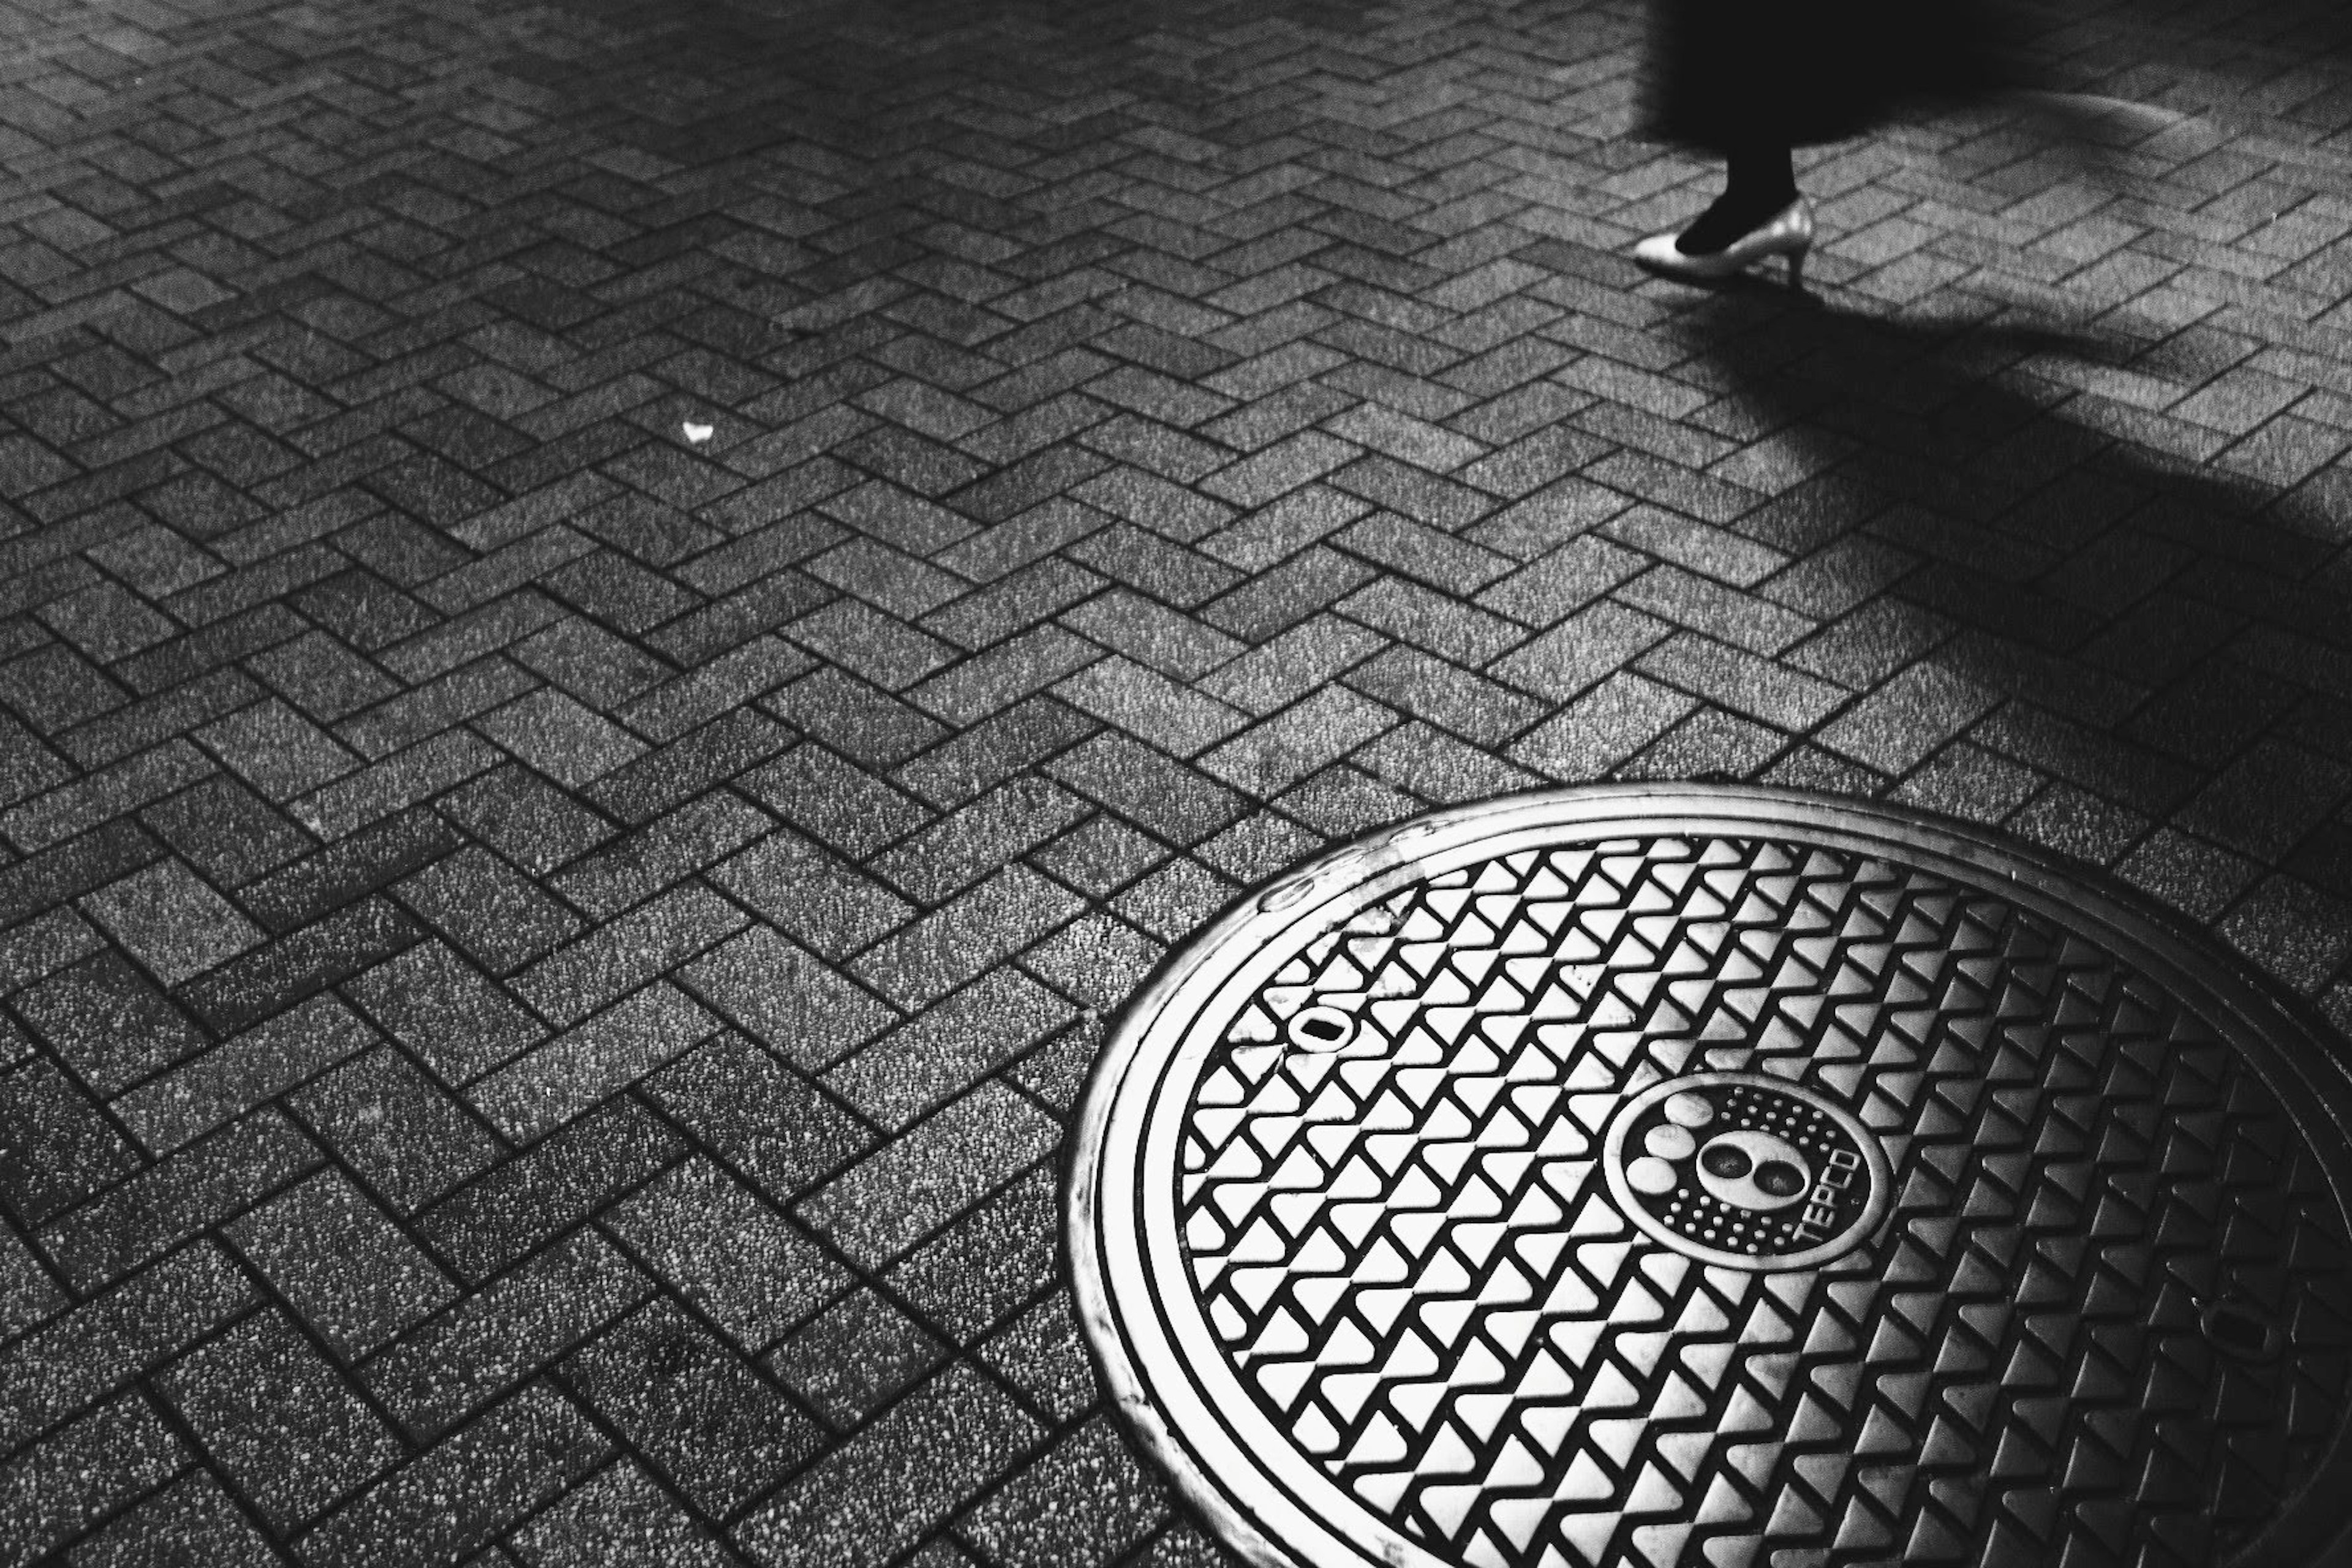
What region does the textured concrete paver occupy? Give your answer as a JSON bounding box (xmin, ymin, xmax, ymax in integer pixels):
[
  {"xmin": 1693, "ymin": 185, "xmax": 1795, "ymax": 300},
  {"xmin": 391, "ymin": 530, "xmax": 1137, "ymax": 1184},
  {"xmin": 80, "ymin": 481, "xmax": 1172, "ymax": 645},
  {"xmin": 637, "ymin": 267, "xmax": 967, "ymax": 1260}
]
[{"xmin": 1, "ymin": 0, "xmax": 2351, "ymax": 1561}]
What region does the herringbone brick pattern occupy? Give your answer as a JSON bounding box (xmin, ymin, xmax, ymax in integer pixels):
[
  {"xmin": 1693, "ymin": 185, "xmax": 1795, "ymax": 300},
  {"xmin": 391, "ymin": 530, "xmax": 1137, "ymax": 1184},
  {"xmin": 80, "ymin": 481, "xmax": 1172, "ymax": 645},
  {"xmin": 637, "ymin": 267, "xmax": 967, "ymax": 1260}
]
[{"xmin": 0, "ymin": 0, "xmax": 2349, "ymax": 1561}]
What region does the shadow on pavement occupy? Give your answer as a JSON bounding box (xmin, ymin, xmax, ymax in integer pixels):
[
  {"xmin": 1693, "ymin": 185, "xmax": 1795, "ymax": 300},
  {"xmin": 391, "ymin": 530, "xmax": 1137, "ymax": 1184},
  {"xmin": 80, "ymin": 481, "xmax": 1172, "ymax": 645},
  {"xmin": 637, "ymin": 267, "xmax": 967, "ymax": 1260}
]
[{"xmin": 1656, "ymin": 286, "xmax": 2352, "ymax": 932}]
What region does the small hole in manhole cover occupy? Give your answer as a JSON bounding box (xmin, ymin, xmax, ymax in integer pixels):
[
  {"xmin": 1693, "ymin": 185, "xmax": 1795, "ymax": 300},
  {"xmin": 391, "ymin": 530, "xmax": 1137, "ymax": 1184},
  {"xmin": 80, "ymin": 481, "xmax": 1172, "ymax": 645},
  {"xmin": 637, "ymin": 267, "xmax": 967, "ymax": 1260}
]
[
  {"xmin": 1285, "ymin": 1006, "xmax": 1355, "ymax": 1053},
  {"xmin": 2201, "ymin": 1300, "xmax": 2283, "ymax": 1362}
]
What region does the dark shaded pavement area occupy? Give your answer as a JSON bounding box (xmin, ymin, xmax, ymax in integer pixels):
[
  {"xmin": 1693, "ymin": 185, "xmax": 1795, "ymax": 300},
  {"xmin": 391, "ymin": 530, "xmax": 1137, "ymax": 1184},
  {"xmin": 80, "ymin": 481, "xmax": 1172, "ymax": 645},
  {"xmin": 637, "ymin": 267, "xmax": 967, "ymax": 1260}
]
[{"xmin": 1, "ymin": 0, "xmax": 2351, "ymax": 1561}]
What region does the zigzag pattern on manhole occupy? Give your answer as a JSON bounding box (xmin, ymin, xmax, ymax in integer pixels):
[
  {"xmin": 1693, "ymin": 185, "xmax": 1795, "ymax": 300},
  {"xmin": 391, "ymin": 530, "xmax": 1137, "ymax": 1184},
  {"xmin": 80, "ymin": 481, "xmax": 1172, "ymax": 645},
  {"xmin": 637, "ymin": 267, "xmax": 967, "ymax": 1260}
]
[{"xmin": 1070, "ymin": 791, "xmax": 2352, "ymax": 1568}]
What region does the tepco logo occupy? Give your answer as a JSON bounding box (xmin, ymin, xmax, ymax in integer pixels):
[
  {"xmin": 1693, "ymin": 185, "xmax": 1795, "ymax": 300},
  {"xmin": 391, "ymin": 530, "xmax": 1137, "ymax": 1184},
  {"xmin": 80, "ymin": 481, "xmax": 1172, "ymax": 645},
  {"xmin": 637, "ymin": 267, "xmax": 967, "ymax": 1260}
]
[{"xmin": 1602, "ymin": 1073, "xmax": 1891, "ymax": 1271}]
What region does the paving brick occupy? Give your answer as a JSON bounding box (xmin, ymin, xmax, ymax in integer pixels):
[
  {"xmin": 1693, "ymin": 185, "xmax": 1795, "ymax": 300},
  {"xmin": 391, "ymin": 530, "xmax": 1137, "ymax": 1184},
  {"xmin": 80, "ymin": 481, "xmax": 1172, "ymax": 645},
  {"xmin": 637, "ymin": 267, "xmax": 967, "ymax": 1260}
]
[
  {"xmin": 157, "ymin": 1310, "xmax": 401, "ymax": 1530},
  {"xmin": 513, "ymin": 617, "xmax": 668, "ymax": 710},
  {"xmin": 395, "ymin": 846, "xmax": 582, "ymax": 977},
  {"xmin": 677, "ymin": 921, "xmax": 895, "ymax": 1068},
  {"xmin": 288, "ymin": 1045, "xmax": 503, "ymax": 1215},
  {"xmin": 0, "ymin": 821, "xmax": 170, "ymax": 933},
  {"xmin": 2122, "ymin": 656, "xmax": 2304, "ymax": 770},
  {"xmin": 0, "ymin": 643, "xmax": 125, "ymax": 736},
  {"xmin": 884, "ymin": 1165, "xmax": 1060, "ymax": 1345},
  {"xmin": 1050, "ymin": 659, "xmax": 1243, "ymax": 762},
  {"xmin": 1341, "ymin": 576, "xmax": 1524, "ymax": 668},
  {"xmin": 1635, "ymin": 631, "xmax": 1849, "ymax": 733},
  {"xmin": 235, "ymin": 807, "xmax": 459, "ymax": 935},
  {"xmin": 231, "ymin": 1167, "xmax": 457, "ymax": 1360},
  {"xmin": 1491, "ymin": 598, "xmax": 1667, "ymax": 703},
  {"xmin": 513, "ymin": 886, "xmax": 745, "ymax": 1029},
  {"xmin": 298, "ymin": 1382, "xmax": 606, "ymax": 1568},
  {"xmin": 1815, "ymin": 658, "xmax": 2002, "ymax": 775},
  {"xmin": 2177, "ymin": 738, "xmax": 2352, "ymax": 861},
  {"xmin": 472, "ymin": 981, "xmax": 718, "ymax": 1145},
  {"xmin": 438, "ymin": 766, "xmax": 617, "ymax": 878},
  {"xmin": 1510, "ymin": 672, "xmax": 1698, "ymax": 782},
  {"xmin": 0, "ymin": 1242, "xmax": 252, "ymax": 1453},
  {"xmin": 1328, "ymin": 454, "xmax": 1491, "ymax": 532},
  {"xmin": 2117, "ymin": 827, "xmax": 2264, "ymax": 924},
  {"xmin": 549, "ymin": 790, "xmax": 772, "ymax": 920},
  {"xmin": 192, "ymin": 700, "xmax": 354, "ymax": 803},
  {"xmin": 1786, "ymin": 598, "xmax": 1948, "ymax": 690},
  {"xmin": 737, "ymin": 1364, "xmax": 1043, "ymax": 1568},
  {"xmin": 1066, "ymin": 524, "xmax": 1240, "ymax": 609},
  {"xmin": 0, "ymin": 1225, "xmax": 64, "ymax": 1342},
  {"xmin": 0, "ymin": 717, "xmax": 74, "ymax": 820},
  {"xmin": 1045, "ymin": 733, "xmax": 1246, "ymax": 848},
  {"xmin": 62, "ymin": 1469, "xmax": 275, "ymax": 1568},
  {"xmin": 627, "ymin": 637, "xmax": 815, "ymax": 742},
  {"xmin": 0, "ymin": 1057, "xmax": 140, "ymax": 1229},
  {"xmin": 1618, "ymin": 561, "xmax": 1822, "ymax": 655},
  {"xmin": 1972, "ymin": 701, "xmax": 2201, "ymax": 819},
  {"xmin": 1194, "ymin": 616, "xmax": 1382, "ymax": 723},
  {"xmin": 606, "ymin": 1155, "xmax": 846, "ymax": 1354},
  {"xmin": 366, "ymin": 1228, "xmax": 650, "ymax": 1439},
  {"xmin": 1276, "ymin": 764, "xmax": 1428, "ymax": 839},
  {"xmin": 587, "ymin": 709, "xmax": 791, "ymax": 825},
  {"xmin": 1357, "ymin": 720, "xmax": 1548, "ymax": 804},
  {"xmin": 956, "ymin": 1419, "xmax": 1168, "ymax": 1568},
  {"xmin": 115, "ymin": 992, "xmax": 375, "ymax": 1156},
  {"xmin": 785, "ymin": 598, "xmax": 957, "ymax": 693},
  {"xmin": 68, "ymin": 671, "xmax": 260, "ymax": 774},
  {"xmin": 800, "ymin": 1081, "xmax": 1058, "ymax": 1268},
  {"xmin": 978, "ymin": 1291, "xmax": 1101, "ymax": 1425},
  {"xmin": 1202, "ymin": 543, "xmax": 1377, "ymax": 643},
  {"xmin": 561, "ymin": 1298, "xmax": 824, "ymax": 1521},
  {"xmin": 1199, "ymin": 486, "xmax": 1371, "ymax": 575},
  {"xmin": 505, "ymin": 1458, "xmax": 730, "ymax": 1568},
  {"xmin": 1472, "ymin": 531, "xmax": 1645, "ymax": 626},
  {"xmin": 712, "ymin": 828, "xmax": 913, "ymax": 962},
  {"xmin": 925, "ymin": 557, "xmax": 1103, "ymax": 654},
  {"xmin": 44, "ymin": 1110, "xmax": 320, "ymax": 1294},
  {"xmin": 766, "ymin": 1287, "xmax": 952, "ymax": 1433},
  {"xmin": 1057, "ymin": 591, "xmax": 1245, "ymax": 686},
  {"xmin": 2008, "ymin": 782, "xmax": 2150, "ymax": 869},
  {"xmin": 347, "ymin": 940, "xmax": 545, "ymax": 1088},
  {"xmin": 0, "ymin": 1394, "xmax": 184, "ymax": 1568},
  {"xmin": 1890, "ymin": 741, "xmax": 2046, "ymax": 824},
  {"xmin": 1335, "ymin": 513, "xmax": 1518, "ymax": 608},
  {"xmin": 1204, "ymin": 680, "xmax": 1398, "ymax": 794},
  {"xmin": 1029, "ymin": 815, "xmax": 1169, "ymax": 901},
  {"xmin": 2222, "ymin": 874, "xmax": 2352, "ymax": 994},
  {"xmin": 418, "ymin": 1098, "xmax": 683, "ymax": 1286},
  {"xmin": 1341, "ymin": 645, "xmax": 1545, "ymax": 748},
  {"xmin": 851, "ymin": 865, "xmax": 1088, "ymax": 1011},
  {"xmin": 475, "ymin": 688, "xmax": 645, "ymax": 789},
  {"xmin": 826, "ymin": 968, "xmax": 1077, "ymax": 1134},
  {"xmin": 907, "ymin": 625, "xmax": 1100, "ymax": 730},
  {"xmin": 1073, "ymin": 467, "xmax": 1237, "ymax": 543},
  {"xmin": 7, "ymin": 740, "xmax": 215, "ymax": 856}
]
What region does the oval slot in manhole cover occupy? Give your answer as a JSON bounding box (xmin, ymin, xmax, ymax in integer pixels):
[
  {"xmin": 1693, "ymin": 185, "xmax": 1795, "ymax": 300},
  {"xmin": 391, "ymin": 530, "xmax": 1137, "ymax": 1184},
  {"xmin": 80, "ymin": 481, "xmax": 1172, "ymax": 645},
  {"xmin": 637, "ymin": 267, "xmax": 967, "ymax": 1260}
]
[{"xmin": 1067, "ymin": 786, "xmax": 2352, "ymax": 1568}]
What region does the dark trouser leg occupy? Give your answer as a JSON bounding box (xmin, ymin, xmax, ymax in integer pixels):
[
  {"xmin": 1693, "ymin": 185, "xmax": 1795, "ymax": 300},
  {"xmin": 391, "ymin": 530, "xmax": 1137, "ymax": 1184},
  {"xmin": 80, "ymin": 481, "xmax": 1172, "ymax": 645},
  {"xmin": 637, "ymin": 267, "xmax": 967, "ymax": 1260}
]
[
  {"xmin": 1726, "ymin": 142, "xmax": 1797, "ymax": 209},
  {"xmin": 1675, "ymin": 138, "xmax": 1799, "ymax": 255}
]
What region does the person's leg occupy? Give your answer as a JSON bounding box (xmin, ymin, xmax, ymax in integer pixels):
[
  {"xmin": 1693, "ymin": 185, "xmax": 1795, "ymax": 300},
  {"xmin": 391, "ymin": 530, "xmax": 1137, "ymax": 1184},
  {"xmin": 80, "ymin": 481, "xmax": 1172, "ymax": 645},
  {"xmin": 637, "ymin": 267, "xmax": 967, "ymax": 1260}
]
[{"xmin": 1673, "ymin": 140, "xmax": 1798, "ymax": 255}]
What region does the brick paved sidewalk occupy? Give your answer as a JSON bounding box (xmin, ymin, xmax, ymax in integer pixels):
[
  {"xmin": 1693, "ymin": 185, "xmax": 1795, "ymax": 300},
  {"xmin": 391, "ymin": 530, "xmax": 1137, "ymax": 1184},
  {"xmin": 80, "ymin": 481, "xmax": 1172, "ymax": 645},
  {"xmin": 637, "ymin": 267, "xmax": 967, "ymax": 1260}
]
[{"xmin": 1, "ymin": 0, "xmax": 2351, "ymax": 1562}]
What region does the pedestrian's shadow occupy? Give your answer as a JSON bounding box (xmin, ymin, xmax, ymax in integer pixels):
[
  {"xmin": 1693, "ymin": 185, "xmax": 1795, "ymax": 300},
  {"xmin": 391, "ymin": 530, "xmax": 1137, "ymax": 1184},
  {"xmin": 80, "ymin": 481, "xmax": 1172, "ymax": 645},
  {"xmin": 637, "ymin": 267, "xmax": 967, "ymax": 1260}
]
[{"xmin": 1649, "ymin": 282, "xmax": 2352, "ymax": 877}]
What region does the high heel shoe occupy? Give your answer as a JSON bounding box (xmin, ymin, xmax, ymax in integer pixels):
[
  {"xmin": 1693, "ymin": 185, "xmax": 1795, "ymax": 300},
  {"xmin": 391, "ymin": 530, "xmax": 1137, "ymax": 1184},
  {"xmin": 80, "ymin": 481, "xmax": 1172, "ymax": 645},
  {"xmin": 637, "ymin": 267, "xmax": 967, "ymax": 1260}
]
[{"xmin": 1633, "ymin": 197, "xmax": 1814, "ymax": 288}]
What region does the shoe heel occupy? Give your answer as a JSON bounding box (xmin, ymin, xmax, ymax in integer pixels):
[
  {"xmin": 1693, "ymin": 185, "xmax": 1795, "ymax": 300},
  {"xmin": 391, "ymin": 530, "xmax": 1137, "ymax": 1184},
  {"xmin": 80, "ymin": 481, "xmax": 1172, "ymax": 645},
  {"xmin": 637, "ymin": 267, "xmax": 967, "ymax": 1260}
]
[{"xmin": 1786, "ymin": 243, "xmax": 1809, "ymax": 291}]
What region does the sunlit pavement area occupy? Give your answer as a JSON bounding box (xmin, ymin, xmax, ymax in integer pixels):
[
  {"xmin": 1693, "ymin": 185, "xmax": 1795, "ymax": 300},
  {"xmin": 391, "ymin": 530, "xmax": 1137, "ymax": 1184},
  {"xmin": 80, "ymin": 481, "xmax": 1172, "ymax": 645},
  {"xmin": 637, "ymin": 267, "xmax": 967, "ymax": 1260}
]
[{"xmin": 2, "ymin": 0, "xmax": 2351, "ymax": 1561}]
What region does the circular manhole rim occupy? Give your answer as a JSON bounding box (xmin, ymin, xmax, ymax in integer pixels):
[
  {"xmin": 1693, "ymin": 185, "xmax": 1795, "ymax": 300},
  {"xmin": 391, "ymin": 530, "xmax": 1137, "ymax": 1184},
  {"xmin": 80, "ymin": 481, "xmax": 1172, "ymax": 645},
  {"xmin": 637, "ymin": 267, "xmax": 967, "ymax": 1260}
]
[{"xmin": 1066, "ymin": 783, "xmax": 2352, "ymax": 1568}]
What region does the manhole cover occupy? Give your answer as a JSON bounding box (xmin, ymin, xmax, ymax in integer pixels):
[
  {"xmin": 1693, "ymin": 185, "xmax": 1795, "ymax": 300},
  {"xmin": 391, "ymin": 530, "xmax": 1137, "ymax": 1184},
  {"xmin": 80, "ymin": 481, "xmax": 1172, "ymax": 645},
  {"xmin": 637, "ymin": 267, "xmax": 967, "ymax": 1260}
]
[{"xmin": 1067, "ymin": 788, "xmax": 2352, "ymax": 1568}]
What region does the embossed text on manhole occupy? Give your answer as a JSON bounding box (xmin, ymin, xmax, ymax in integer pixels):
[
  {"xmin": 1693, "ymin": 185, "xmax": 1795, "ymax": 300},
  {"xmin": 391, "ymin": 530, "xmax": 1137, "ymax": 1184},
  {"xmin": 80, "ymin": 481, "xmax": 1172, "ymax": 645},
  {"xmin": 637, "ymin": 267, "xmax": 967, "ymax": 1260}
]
[{"xmin": 1067, "ymin": 788, "xmax": 2352, "ymax": 1568}]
